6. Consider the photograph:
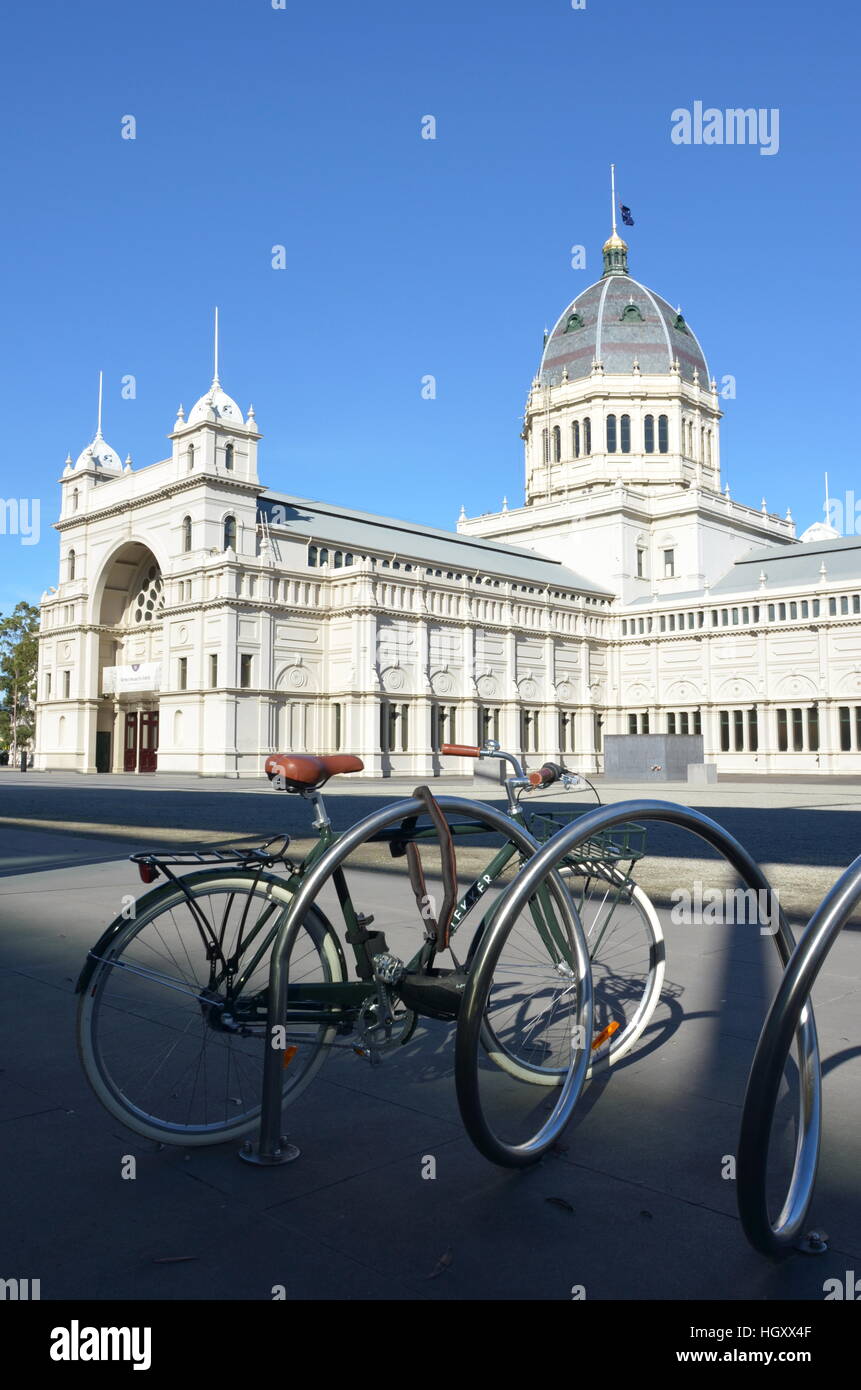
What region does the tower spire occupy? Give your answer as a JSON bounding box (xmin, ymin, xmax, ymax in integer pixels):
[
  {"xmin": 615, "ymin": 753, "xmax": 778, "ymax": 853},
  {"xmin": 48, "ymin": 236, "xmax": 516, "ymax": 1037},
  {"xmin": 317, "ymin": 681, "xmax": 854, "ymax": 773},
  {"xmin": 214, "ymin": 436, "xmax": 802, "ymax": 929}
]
[
  {"xmin": 602, "ymin": 163, "xmax": 629, "ymax": 277},
  {"xmin": 213, "ymin": 306, "xmax": 220, "ymax": 386},
  {"xmin": 610, "ymin": 163, "xmax": 617, "ymax": 238},
  {"xmin": 96, "ymin": 370, "xmax": 104, "ymax": 438}
]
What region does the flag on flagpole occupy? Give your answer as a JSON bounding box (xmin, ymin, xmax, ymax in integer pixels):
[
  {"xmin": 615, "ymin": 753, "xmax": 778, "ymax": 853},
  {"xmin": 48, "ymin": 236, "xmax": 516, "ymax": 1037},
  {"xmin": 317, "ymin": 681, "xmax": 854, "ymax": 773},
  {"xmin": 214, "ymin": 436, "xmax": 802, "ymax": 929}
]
[{"xmin": 619, "ymin": 204, "xmax": 634, "ymax": 227}]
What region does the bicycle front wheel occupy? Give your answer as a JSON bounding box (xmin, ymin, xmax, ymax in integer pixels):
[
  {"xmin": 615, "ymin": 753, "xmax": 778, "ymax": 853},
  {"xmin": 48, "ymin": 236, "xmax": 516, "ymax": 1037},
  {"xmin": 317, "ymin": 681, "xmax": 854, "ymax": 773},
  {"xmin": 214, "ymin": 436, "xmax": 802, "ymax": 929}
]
[
  {"xmin": 77, "ymin": 870, "xmax": 345, "ymax": 1146},
  {"xmin": 455, "ymin": 869, "xmax": 593, "ymax": 1167}
]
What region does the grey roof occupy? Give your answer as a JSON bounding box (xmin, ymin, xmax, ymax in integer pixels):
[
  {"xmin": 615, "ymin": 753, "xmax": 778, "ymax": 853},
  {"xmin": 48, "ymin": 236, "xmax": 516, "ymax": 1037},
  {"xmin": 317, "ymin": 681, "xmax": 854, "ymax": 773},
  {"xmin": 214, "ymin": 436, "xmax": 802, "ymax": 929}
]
[
  {"xmin": 710, "ymin": 534, "xmax": 861, "ymax": 594},
  {"xmin": 624, "ymin": 534, "xmax": 861, "ymax": 608},
  {"xmin": 540, "ymin": 274, "xmax": 709, "ymax": 387},
  {"xmin": 259, "ymin": 491, "xmax": 611, "ymax": 596}
]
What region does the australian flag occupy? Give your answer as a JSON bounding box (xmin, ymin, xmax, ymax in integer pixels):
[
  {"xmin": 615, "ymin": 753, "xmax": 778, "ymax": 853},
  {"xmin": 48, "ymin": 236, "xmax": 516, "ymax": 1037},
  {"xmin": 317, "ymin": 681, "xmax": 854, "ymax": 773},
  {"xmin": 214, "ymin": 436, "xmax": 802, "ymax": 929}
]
[{"xmin": 619, "ymin": 204, "xmax": 635, "ymax": 227}]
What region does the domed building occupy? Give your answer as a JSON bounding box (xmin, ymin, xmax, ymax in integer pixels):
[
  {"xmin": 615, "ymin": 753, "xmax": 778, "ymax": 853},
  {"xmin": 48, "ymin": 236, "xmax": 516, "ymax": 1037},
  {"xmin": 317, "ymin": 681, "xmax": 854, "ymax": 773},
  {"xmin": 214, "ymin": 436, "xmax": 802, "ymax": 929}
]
[{"xmin": 34, "ymin": 231, "xmax": 861, "ymax": 779}]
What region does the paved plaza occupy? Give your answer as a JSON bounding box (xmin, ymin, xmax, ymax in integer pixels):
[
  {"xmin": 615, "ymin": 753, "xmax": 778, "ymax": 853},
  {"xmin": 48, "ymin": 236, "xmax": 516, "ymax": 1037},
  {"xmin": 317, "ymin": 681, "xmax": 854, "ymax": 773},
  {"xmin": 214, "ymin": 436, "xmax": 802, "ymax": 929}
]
[{"xmin": 1, "ymin": 772, "xmax": 860, "ymax": 1300}]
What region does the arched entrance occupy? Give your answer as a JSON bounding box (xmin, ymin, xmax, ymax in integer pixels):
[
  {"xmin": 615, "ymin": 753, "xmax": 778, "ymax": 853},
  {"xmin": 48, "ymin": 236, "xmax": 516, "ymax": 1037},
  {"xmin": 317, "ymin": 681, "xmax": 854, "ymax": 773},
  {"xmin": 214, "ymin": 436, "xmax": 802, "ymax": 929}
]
[{"xmin": 95, "ymin": 542, "xmax": 165, "ymax": 773}]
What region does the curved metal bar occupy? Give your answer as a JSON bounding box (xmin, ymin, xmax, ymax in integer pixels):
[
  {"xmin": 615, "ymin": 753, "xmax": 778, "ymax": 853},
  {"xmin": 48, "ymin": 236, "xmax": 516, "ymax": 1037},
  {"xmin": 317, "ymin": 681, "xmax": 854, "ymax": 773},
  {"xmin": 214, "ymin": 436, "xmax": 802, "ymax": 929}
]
[
  {"xmin": 738, "ymin": 853, "xmax": 861, "ymax": 1256},
  {"xmin": 252, "ymin": 795, "xmax": 576, "ymax": 1161},
  {"xmin": 468, "ymin": 799, "xmax": 821, "ymax": 1250}
]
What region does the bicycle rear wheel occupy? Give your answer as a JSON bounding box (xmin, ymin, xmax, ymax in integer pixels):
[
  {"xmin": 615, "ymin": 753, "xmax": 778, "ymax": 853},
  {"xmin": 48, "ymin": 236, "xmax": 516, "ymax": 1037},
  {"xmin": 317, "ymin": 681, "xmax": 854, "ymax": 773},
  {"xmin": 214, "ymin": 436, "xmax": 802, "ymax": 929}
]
[
  {"xmin": 77, "ymin": 870, "xmax": 344, "ymax": 1146},
  {"xmin": 455, "ymin": 870, "xmax": 593, "ymax": 1167}
]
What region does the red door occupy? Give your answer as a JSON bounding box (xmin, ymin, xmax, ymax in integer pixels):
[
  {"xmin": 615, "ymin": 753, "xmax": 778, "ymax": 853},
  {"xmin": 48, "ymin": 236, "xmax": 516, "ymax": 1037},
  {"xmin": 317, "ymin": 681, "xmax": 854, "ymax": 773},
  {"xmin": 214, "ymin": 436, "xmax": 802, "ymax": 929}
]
[
  {"xmin": 124, "ymin": 713, "xmax": 138, "ymax": 772},
  {"xmin": 139, "ymin": 711, "xmax": 159, "ymax": 773}
]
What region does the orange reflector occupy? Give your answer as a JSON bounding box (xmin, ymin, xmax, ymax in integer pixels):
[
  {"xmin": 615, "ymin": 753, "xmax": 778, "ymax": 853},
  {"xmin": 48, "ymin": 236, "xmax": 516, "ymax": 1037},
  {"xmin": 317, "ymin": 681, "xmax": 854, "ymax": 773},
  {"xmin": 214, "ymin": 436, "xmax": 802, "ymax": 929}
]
[
  {"xmin": 282, "ymin": 1045, "xmax": 298, "ymax": 1069},
  {"xmin": 591, "ymin": 1021, "xmax": 620, "ymax": 1051}
]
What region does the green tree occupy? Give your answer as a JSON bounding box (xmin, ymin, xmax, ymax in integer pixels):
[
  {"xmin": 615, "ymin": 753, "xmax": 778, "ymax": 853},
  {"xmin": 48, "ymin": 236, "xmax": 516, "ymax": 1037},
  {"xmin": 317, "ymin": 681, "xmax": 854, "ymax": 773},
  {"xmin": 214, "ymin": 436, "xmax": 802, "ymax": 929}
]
[{"xmin": 0, "ymin": 601, "xmax": 40, "ymax": 756}]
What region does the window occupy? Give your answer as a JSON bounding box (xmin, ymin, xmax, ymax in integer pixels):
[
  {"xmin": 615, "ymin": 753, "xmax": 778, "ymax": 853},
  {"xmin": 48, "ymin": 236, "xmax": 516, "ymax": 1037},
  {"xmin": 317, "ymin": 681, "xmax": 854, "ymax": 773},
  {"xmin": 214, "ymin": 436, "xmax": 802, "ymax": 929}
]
[
  {"xmin": 72, "ymin": 488, "xmax": 79, "ymax": 512},
  {"xmin": 478, "ymin": 705, "xmax": 500, "ymax": 744},
  {"xmin": 667, "ymin": 712, "xmax": 676, "ymax": 735},
  {"xmin": 644, "ymin": 415, "xmax": 654, "ymax": 453},
  {"xmin": 620, "ymin": 414, "xmax": 631, "ymax": 453},
  {"xmin": 223, "ymin": 515, "xmax": 237, "ymax": 550},
  {"xmin": 840, "ymin": 706, "xmax": 851, "ymax": 751},
  {"xmin": 431, "ymin": 704, "xmax": 456, "ymax": 752},
  {"xmin": 209, "ymin": 654, "xmax": 218, "ymax": 687},
  {"xmin": 68, "ymin": 549, "xmax": 76, "ymax": 581},
  {"xmin": 663, "ymin": 548, "xmax": 675, "ymax": 578},
  {"xmin": 777, "ymin": 708, "xmax": 788, "ymax": 752},
  {"xmin": 552, "ymin": 425, "xmax": 561, "ymax": 462},
  {"xmin": 680, "ymin": 711, "xmax": 690, "ymax": 735},
  {"xmin": 807, "ymin": 706, "xmax": 819, "ymax": 752},
  {"xmin": 572, "ymin": 420, "xmax": 580, "ymax": 457},
  {"xmin": 636, "ymin": 546, "xmax": 645, "ymax": 579},
  {"xmin": 345, "ymin": 552, "xmax": 354, "ymax": 566},
  {"xmin": 182, "ymin": 516, "xmax": 192, "ymax": 552},
  {"xmin": 792, "ymin": 707, "xmax": 804, "ymax": 752},
  {"xmin": 318, "ymin": 548, "xmax": 329, "ymax": 566},
  {"xmin": 583, "ymin": 418, "xmax": 591, "ymax": 454},
  {"xmin": 542, "ymin": 428, "xmax": 550, "ymax": 463},
  {"xmin": 45, "ymin": 672, "xmax": 52, "ymax": 698},
  {"xmin": 606, "ymin": 414, "xmax": 617, "ymax": 453},
  {"xmin": 748, "ymin": 708, "xmax": 758, "ymax": 751},
  {"xmin": 187, "ymin": 443, "xmax": 195, "ymax": 471},
  {"xmin": 733, "ymin": 709, "xmax": 744, "ymax": 751},
  {"xmin": 334, "ymin": 551, "xmax": 343, "ymax": 568},
  {"xmin": 308, "ymin": 545, "xmax": 317, "ymax": 567},
  {"xmin": 63, "ymin": 670, "xmax": 70, "ymax": 698},
  {"xmin": 224, "ymin": 442, "xmax": 234, "ymax": 471},
  {"xmin": 519, "ymin": 707, "xmax": 540, "ymax": 753},
  {"xmin": 332, "ymin": 703, "xmax": 342, "ymax": 751},
  {"xmin": 178, "ymin": 657, "xmax": 188, "ymax": 691},
  {"xmin": 240, "ymin": 654, "xmax": 253, "ymax": 688},
  {"xmin": 658, "ymin": 414, "xmax": 669, "ymax": 453},
  {"xmin": 719, "ymin": 710, "xmax": 730, "ymax": 751},
  {"xmin": 628, "ymin": 714, "xmax": 637, "ymax": 734},
  {"xmin": 559, "ymin": 709, "xmax": 576, "ymax": 753}
]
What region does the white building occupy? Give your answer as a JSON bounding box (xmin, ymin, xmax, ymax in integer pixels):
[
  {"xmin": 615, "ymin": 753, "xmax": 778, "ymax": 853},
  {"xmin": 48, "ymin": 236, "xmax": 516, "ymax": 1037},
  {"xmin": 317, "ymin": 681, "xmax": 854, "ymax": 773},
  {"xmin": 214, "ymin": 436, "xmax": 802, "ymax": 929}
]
[{"xmin": 35, "ymin": 228, "xmax": 861, "ymax": 777}]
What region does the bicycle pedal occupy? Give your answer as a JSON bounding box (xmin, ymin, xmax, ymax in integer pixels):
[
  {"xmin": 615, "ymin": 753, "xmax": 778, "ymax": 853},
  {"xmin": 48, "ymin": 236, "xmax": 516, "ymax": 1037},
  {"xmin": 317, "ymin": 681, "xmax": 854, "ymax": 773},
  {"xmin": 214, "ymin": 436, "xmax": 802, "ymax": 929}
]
[{"xmin": 373, "ymin": 952, "xmax": 405, "ymax": 985}]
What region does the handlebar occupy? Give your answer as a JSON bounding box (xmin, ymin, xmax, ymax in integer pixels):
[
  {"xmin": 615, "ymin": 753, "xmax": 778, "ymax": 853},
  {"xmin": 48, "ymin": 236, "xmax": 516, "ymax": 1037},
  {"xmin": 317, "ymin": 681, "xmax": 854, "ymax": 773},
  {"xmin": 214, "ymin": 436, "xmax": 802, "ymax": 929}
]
[
  {"xmin": 528, "ymin": 762, "xmax": 565, "ymax": 788},
  {"xmin": 441, "ymin": 744, "xmax": 481, "ymax": 757}
]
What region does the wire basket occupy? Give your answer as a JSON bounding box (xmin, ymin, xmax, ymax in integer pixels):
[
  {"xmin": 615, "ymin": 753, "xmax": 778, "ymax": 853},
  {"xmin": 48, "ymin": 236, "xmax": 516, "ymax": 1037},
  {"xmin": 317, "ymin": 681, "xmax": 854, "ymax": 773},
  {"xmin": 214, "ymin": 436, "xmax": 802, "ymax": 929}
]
[{"xmin": 524, "ymin": 809, "xmax": 648, "ymax": 867}]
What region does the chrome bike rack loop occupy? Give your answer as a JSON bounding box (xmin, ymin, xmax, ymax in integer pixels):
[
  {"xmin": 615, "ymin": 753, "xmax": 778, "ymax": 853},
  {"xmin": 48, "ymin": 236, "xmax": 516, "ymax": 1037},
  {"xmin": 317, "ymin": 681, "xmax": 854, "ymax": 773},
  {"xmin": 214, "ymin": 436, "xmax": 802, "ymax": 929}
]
[
  {"xmin": 738, "ymin": 852, "xmax": 861, "ymax": 1257},
  {"xmin": 243, "ymin": 795, "xmax": 591, "ymax": 1166},
  {"xmin": 462, "ymin": 798, "xmax": 821, "ymax": 1254}
]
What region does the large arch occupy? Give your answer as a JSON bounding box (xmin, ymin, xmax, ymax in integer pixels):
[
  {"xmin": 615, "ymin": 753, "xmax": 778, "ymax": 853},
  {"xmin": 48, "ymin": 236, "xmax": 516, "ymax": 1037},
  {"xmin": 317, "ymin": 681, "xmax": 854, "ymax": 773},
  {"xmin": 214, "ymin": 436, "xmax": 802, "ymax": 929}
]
[{"xmin": 92, "ymin": 539, "xmax": 166, "ymax": 773}]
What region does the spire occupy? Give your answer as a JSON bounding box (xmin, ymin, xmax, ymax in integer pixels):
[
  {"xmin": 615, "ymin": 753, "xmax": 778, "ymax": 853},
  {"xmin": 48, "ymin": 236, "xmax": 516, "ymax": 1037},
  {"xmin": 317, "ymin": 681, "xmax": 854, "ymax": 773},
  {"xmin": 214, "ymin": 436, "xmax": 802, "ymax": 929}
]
[
  {"xmin": 602, "ymin": 163, "xmax": 629, "ymax": 277},
  {"xmin": 213, "ymin": 306, "xmax": 220, "ymax": 386},
  {"xmin": 96, "ymin": 370, "xmax": 104, "ymax": 439}
]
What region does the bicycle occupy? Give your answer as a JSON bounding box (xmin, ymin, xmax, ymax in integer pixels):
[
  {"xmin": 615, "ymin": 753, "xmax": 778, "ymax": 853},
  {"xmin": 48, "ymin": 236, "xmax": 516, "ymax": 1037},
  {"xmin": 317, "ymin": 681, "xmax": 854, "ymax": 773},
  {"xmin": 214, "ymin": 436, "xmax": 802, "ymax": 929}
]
[{"xmin": 76, "ymin": 743, "xmax": 658, "ymax": 1166}]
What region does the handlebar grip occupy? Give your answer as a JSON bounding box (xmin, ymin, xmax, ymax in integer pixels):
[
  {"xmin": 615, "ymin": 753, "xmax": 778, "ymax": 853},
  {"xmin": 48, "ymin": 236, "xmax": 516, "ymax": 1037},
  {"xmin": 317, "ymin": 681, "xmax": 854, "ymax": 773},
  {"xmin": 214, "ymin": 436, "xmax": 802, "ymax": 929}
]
[
  {"xmin": 528, "ymin": 761, "xmax": 564, "ymax": 788},
  {"xmin": 441, "ymin": 743, "xmax": 481, "ymax": 757}
]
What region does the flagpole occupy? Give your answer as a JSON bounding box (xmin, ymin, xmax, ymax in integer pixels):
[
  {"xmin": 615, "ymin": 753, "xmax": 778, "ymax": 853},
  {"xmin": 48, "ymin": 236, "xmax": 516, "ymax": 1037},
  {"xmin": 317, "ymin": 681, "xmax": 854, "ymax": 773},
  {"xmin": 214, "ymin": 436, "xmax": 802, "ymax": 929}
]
[{"xmin": 610, "ymin": 164, "xmax": 617, "ymax": 236}]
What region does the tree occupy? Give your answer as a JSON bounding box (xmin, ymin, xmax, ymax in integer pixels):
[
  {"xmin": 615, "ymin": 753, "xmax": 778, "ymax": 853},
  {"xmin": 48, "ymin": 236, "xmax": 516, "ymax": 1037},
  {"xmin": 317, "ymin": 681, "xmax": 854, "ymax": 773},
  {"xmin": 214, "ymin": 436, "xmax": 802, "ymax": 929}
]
[{"xmin": 0, "ymin": 602, "xmax": 40, "ymax": 756}]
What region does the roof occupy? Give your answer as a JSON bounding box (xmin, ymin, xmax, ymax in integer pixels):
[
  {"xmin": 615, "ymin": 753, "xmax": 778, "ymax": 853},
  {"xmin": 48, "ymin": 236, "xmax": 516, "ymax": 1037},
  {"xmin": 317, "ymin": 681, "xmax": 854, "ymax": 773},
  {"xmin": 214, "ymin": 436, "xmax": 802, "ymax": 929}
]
[
  {"xmin": 624, "ymin": 534, "xmax": 861, "ymax": 607},
  {"xmin": 709, "ymin": 534, "xmax": 861, "ymax": 594},
  {"xmin": 259, "ymin": 491, "xmax": 612, "ymax": 596},
  {"xmin": 540, "ymin": 274, "xmax": 709, "ymax": 386}
]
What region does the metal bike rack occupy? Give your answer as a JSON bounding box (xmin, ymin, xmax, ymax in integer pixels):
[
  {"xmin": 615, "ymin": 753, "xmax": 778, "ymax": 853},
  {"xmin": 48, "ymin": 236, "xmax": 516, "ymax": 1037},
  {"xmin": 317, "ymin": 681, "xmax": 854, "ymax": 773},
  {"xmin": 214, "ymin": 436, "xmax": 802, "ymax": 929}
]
[
  {"xmin": 465, "ymin": 799, "xmax": 822, "ymax": 1255},
  {"xmin": 737, "ymin": 852, "xmax": 861, "ymax": 1257},
  {"xmin": 243, "ymin": 794, "xmax": 586, "ymax": 1165}
]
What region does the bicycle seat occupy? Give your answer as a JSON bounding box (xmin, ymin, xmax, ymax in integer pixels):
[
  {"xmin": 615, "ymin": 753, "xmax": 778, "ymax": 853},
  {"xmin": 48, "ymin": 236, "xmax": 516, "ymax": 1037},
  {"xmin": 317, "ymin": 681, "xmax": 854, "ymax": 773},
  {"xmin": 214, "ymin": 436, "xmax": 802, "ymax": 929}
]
[{"xmin": 264, "ymin": 753, "xmax": 364, "ymax": 790}]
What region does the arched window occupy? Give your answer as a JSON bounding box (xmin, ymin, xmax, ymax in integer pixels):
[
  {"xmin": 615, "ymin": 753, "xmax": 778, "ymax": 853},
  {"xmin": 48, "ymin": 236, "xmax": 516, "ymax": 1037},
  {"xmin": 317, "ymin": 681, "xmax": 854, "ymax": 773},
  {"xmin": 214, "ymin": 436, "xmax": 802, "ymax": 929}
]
[
  {"xmin": 334, "ymin": 550, "xmax": 343, "ymax": 568},
  {"xmin": 606, "ymin": 414, "xmax": 617, "ymax": 453},
  {"xmin": 658, "ymin": 415, "xmax": 669, "ymax": 453},
  {"xmin": 187, "ymin": 443, "xmax": 195, "ymax": 471},
  {"xmin": 319, "ymin": 547, "xmax": 329, "ymax": 566},
  {"xmin": 68, "ymin": 549, "xmax": 76, "ymax": 581},
  {"xmin": 644, "ymin": 414, "xmax": 654, "ymax": 453},
  {"xmin": 345, "ymin": 552, "xmax": 354, "ymax": 566},
  {"xmin": 542, "ymin": 428, "xmax": 550, "ymax": 463},
  {"xmin": 224, "ymin": 443, "xmax": 234, "ymax": 471},
  {"xmin": 308, "ymin": 545, "xmax": 318, "ymax": 567},
  {"xmin": 223, "ymin": 515, "xmax": 236, "ymax": 550},
  {"xmin": 572, "ymin": 420, "xmax": 580, "ymax": 458},
  {"xmin": 705, "ymin": 430, "xmax": 712, "ymax": 466},
  {"xmin": 620, "ymin": 414, "xmax": 631, "ymax": 453},
  {"xmin": 72, "ymin": 488, "xmax": 79, "ymax": 512},
  {"xmin": 552, "ymin": 425, "xmax": 561, "ymax": 462},
  {"xmin": 583, "ymin": 417, "xmax": 591, "ymax": 454},
  {"xmin": 182, "ymin": 516, "xmax": 192, "ymax": 552}
]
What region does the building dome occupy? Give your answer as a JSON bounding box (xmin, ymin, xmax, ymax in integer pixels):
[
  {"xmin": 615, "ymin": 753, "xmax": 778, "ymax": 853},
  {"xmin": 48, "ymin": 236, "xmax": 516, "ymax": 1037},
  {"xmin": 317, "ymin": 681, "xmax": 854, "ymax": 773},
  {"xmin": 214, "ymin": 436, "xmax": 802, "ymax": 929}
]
[
  {"xmin": 539, "ymin": 274, "xmax": 709, "ymax": 388},
  {"xmin": 74, "ymin": 430, "xmax": 123, "ymax": 473},
  {"xmin": 187, "ymin": 381, "xmax": 245, "ymax": 428}
]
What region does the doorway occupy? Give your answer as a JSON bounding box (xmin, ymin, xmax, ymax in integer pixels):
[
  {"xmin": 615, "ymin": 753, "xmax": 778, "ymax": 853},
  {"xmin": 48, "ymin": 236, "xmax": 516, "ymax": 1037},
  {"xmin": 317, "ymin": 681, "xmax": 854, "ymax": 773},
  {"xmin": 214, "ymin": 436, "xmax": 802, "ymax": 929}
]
[
  {"xmin": 124, "ymin": 713, "xmax": 138, "ymax": 771},
  {"xmin": 95, "ymin": 731, "xmax": 111, "ymax": 774},
  {"xmin": 123, "ymin": 711, "xmax": 159, "ymax": 772}
]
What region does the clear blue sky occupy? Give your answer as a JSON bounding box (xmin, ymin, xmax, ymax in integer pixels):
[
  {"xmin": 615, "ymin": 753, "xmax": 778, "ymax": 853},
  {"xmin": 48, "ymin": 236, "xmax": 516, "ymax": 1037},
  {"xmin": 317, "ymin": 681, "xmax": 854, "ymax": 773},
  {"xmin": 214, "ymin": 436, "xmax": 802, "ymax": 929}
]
[{"xmin": 1, "ymin": 0, "xmax": 858, "ymax": 610}]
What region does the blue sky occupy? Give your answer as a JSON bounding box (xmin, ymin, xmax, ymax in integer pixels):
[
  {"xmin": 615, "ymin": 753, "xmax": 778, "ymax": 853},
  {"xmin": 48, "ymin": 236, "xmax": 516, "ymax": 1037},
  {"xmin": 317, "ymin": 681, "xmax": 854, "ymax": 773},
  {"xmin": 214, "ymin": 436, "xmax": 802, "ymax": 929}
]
[{"xmin": 1, "ymin": 0, "xmax": 858, "ymax": 609}]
